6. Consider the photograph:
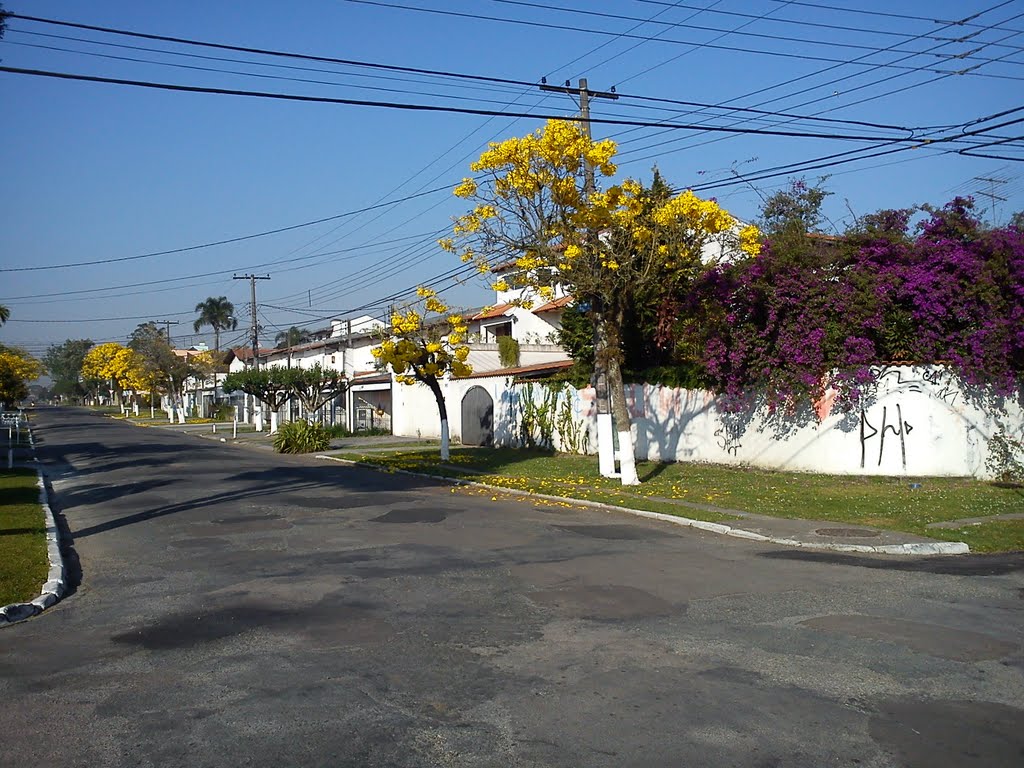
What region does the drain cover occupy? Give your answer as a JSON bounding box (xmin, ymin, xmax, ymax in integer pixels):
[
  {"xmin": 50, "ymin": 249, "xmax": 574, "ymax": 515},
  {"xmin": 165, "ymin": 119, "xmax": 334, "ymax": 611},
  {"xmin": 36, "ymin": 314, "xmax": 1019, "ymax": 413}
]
[{"xmin": 814, "ymin": 527, "xmax": 882, "ymax": 538}]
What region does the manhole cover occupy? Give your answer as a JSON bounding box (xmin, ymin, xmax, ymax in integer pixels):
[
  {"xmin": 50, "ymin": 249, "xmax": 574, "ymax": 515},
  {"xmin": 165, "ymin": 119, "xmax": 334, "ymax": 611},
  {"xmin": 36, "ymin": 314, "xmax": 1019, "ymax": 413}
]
[{"xmin": 815, "ymin": 527, "xmax": 882, "ymax": 538}]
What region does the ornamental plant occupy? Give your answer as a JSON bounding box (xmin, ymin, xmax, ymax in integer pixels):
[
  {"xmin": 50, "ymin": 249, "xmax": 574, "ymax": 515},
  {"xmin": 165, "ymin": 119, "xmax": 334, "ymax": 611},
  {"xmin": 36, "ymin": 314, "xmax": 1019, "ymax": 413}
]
[
  {"xmin": 81, "ymin": 342, "xmax": 149, "ymax": 408},
  {"xmin": 684, "ymin": 197, "xmax": 1024, "ymax": 412},
  {"xmin": 446, "ymin": 119, "xmax": 759, "ymax": 484},
  {"xmin": 273, "ymin": 419, "xmax": 331, "ymax": 454},
  {"xmin": 0, "ymin": 345, "xmax": 43, "ymax": 407},
  {"xmin": 371, "ymin": 287, "xmax": 471, "ymax": 461}
]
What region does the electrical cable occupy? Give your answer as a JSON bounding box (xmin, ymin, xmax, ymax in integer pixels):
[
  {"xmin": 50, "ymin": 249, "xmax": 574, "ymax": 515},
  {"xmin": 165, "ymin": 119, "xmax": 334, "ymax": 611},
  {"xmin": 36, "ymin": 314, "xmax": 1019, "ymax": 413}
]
[{"xmin": 482, "ymin": 0, "xmax": 1024, "ymax": 66}]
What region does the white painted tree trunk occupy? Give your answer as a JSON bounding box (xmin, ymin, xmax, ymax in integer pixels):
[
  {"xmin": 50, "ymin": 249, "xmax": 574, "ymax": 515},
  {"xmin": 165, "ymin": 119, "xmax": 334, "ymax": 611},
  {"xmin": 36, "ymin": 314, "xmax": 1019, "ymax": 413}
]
[
  {"xmin": 254, "ymin": 410, "xmax": 264, "ymax": 432},
  {"xmin": 597, "ymin": 412, "xmax": 617, "ymax": 478},
  {"xmin": 270, "ymin": 411, "xmax": 279, "ymax": 435},
  {"xmin": 617, "ymin": 429, "xmax": 640, "ymax": 486},
  {"xmin": 440, "ymin": 418, "xmax": 450, "ymax": 462}
]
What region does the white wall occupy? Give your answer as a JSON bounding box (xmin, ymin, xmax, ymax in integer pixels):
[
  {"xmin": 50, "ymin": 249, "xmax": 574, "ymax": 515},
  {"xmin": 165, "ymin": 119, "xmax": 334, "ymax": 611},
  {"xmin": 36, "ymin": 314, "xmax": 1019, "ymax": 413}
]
[{"xmin": 394, "ymin": 365, "xmax": 1024, "ymax": 479}]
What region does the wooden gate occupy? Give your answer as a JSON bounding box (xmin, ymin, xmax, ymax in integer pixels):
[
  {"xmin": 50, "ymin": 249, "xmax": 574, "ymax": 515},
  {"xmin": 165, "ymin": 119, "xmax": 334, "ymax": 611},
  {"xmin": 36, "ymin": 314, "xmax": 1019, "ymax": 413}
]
[{"xmin": 461, "ymin": 386, "xmax": 494, "ymax": 447}]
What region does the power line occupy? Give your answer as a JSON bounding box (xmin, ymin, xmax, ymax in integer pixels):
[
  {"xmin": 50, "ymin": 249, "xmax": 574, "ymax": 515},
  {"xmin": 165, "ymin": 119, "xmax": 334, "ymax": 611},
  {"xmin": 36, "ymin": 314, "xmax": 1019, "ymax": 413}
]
[
  {"xmin": 0, "ymin": 185, "xmax": 452, "ymax": 272},
  {"xmin": 631, "ymin": 0, "xmax": 1024, "ymax": 52},
  {"xmin": 482, "ymin": 0, "xmax": 1024, "ymax": 66},
  {"xmin": 612, "ymin": 8, "xmax": 1024, "ymax": 166},
  {"xmin": 3, "ymin": 25, "xmax": 934, "ymax": 136},
  {"xmin": 0, "ymin": 66, "xmax": 937, "ymax": 141},
  {"xmin": 0, "ymin": 231, "xmax": 441, "ymax": 302},
  {"xmin": 336, "ymin": 0, "xmax": 1024, "ymax": 81},
  {"xmin": 763, "ymin": 0, "xmax": 1024, "ymax": 33},
  {"xmin": 5, "ymin": 12, "xmax": 540, "ymax": 89}
]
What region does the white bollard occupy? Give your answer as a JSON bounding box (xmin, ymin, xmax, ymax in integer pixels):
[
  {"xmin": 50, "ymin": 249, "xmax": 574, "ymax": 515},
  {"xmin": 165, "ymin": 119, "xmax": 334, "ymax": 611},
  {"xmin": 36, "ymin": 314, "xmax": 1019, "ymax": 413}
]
[{"xmin": 233, "ymin": 419, "xmax": 238, "ymax": 439}]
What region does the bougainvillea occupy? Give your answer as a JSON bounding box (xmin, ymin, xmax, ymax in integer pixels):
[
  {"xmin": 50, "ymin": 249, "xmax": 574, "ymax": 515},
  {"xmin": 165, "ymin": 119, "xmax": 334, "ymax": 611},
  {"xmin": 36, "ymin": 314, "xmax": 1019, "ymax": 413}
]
[{"xmin": 685, "ymin": 198, "xmax": 1024, "ymax": 411}]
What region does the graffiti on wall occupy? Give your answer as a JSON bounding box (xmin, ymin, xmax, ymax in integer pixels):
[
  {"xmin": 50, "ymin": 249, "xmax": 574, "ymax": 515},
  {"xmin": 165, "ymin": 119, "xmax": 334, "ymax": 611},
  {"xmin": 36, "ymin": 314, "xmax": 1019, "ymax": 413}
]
[
  {"xmin": 875, "ymin": 366, "xmax": 960, "ymax": 406},
  {"xmin": 859, "ymin": 404, "xmax": 914, "ymax": 469}
]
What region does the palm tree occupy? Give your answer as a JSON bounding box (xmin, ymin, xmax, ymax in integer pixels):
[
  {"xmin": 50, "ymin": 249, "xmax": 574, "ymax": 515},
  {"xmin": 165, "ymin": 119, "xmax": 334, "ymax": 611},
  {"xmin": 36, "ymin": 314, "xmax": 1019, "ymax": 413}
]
[
  {"xmin": 275, "ymin": 326, "xmax": 312, "ymax": 348},
  {"xmin": 0, "ymin": 305, "xmax": 9, "ymax": 325},
  {"xmin": 193, "ymin": 296, "xmax": 237, "ymax": 352}
]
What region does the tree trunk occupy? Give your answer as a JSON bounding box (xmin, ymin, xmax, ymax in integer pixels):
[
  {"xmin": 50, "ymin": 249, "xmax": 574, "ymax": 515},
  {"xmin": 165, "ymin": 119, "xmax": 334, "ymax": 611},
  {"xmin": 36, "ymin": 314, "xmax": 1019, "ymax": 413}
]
[
  {"xmin": 592, "ymin": 312, "xmax": 618, "ymax": 479},
  {"xmin": 270, "ymin": 410, "xmax": 279, "ymax": 434},
  {"xmin": 426, "ymin": 378, "xmax": 450, "ymax": 461},
  {"xmin": 606, "ymin": 350, "xmax": 640, "ymax": 486},
  {"xmin": 600, "ymin": 307, "xmax": 640, "ymax": 486}
]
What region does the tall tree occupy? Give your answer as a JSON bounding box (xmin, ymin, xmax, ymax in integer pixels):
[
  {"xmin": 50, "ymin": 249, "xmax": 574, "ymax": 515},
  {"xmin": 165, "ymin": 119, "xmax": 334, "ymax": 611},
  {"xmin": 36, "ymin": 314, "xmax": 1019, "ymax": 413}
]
[
  {"xmin": 275, "ymin": 326, "xmax": 312, "ymax": 348},
  {"xmin": 0, "ymin": 345, "xmax": 43, "ymax": 408},
  {"xmin": 193, "ymin": 296, "xmax": 237, "ymax": 351},
  {"xmin": 222, "ymin": 367, "xmax": 293, "ymax": 434},
  {"xmin": 0, "ymin": 304, "xmax": 10, "ymax": 325},
  {"xmin": 284, "ymin": 364, "xmax": 347, "ymax": 421},
  {"xmin": 42, "ymin": 339, "xmax": 93, "ymax": 401},
  {"xmin": 81, "ymin": 342, "xmax": 148, "ymax": 408},
  {"xmin": 447, "ymin": 120, "xmax": 759, "ymax": 484}
]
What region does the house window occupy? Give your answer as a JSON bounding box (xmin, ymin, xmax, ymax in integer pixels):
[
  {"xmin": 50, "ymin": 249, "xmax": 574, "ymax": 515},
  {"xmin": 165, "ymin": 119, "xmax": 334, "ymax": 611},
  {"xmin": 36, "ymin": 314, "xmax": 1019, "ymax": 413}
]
[{"xmin": 486, "ymin": 321, "xmax": 513, "ymax": 342}]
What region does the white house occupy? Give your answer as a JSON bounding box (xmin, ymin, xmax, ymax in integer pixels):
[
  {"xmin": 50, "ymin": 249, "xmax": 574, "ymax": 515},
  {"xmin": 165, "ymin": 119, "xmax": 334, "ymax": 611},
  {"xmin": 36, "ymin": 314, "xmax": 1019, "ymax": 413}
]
[{"xmin": 227, "ymin": 314, "xmax": 390, "ymax": 432}]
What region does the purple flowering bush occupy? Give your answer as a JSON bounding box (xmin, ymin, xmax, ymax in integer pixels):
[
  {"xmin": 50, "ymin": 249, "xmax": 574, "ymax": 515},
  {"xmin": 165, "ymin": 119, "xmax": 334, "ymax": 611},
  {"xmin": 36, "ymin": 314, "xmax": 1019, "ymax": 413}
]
[{"xmin": 684, "ymin": 199, "xmax": 1024, "ymax": 411}]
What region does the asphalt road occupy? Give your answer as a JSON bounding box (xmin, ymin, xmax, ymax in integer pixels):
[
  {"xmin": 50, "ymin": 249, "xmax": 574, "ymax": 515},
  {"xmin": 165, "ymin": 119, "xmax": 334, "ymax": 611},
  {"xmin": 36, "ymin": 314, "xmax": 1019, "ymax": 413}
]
[{"xmin": 2, "ymin": 408, "xmax": 1023, "ymax": 767}]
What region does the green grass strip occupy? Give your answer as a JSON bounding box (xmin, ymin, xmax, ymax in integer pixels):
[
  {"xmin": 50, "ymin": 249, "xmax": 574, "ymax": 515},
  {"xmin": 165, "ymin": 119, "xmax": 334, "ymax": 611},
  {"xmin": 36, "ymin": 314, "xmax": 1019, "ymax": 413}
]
[{"xmin": 0, "ymin": 469, "xmax": 48, "ymax": 606}]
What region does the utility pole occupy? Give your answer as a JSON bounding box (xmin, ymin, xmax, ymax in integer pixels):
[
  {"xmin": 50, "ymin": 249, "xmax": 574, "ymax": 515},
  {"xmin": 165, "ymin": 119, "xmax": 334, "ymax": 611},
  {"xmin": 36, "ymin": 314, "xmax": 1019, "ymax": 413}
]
[
  {"xmin": 539, "ymin": 77, "xmax": 620, "ymax": 477},
  {"xmin": 161, "ymin": 320, "xmax": 180, "ymax": 347},
  {"xmin": 539, "ymin": 78, "xmax": 618, "ymax": 194},
  {"xmin": 233, "ymin": 274, "xmax": 270, "ymax": 369}
]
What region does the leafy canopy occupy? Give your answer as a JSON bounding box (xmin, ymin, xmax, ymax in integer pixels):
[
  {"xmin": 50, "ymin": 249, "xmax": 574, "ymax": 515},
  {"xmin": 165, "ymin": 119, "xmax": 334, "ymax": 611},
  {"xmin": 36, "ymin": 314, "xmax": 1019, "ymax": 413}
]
[{"xmin": 371, "ymin": 287, "xmax": 472, "ymax": 386}]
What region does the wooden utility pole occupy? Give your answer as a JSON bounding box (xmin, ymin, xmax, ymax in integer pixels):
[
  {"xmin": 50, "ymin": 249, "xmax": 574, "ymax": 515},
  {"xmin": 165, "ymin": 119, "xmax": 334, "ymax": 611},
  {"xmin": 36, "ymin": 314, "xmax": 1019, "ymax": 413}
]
[
  {"xmin": 539, "ymin": 78, "xmax": 620, "ymax": 477},
  {"xmin": 161, "ymin": 320, "xmax": 180, "ymax": 347},
  {"xmin": 233, "ymin": 274, "xmax": 270, "ymax": 369}
]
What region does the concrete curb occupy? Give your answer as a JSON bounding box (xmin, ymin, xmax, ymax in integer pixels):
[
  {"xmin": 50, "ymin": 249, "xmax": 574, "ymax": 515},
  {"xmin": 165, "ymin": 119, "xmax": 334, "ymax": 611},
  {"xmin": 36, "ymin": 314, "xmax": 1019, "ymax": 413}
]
[
  {"xmin": 1, "ymin": 426, "xmax": 67, "ymax": 628},
  {"xmin": 315, "ymin": 455, "xmax": 971, "ymax": 557}
]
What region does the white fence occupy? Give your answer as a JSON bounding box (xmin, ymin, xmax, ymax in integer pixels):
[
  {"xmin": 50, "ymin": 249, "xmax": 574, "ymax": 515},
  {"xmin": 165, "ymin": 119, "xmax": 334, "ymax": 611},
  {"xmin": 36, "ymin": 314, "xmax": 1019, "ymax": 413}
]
[{"xmin": 392, "ymin": 366, "xmax": 1024, "ymax": 478}]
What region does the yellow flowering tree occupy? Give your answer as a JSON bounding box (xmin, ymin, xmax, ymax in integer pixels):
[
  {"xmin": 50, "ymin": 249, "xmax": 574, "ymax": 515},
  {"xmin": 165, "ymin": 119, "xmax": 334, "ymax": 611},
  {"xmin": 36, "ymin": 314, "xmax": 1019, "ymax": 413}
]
[
  {"xmin": 447, "ymin": 119, "xmax": 761, "ymax": 485},
  {"xmin": 81, "ymin": 342, "xmax": 149, "ymax": 407},
  {"xmin": 0, "ymin": 345, "xmax": 44, "ymax": 408},
  {"xmin": 371, "ymin": 287, "xmax": 471, "ymax": 460}
]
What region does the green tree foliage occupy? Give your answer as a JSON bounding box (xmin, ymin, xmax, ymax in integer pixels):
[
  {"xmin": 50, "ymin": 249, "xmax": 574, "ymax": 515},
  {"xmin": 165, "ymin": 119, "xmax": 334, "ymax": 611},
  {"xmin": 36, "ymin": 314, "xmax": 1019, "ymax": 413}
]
[
  {"xmin": 193, "ymin": 296, "xmax": 237, "ymax": 352},
  {"xmin": 222, "ymin": 367, "xmax": 292, "ymax": 414},
  {"xmin": 275, "ymin": 326, "xmax": 312, "ymax": 348},
  {"xmin": 0, "ymin": 305, "xmax": 9, "ymax": 325},
  {"xmin": 42, "ymin": 339, "xmax": 93, "ymax": 400},
  {"xmin": 284, "ymin": 363, "xmax": 347, "ymax": 419}
]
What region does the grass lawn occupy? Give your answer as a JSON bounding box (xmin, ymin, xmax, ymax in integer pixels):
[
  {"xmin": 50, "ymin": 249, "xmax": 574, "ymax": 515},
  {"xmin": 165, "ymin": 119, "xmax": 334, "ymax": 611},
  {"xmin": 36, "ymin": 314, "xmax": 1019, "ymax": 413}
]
[
  {"xmin": 331, "ymin": 447, "xmax": 1024, "ymax": 553},
  {"xmin": 0, "ymin": 469, "xmax": 48, "ymax": 606}
]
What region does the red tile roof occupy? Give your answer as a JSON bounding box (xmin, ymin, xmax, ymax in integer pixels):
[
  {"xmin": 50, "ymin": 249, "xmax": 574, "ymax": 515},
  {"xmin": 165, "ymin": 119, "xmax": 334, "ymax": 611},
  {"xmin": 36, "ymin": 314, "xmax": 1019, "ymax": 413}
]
[
  {"xmin": 471, "ymin": 303, "xmax": 515, "ymax": 321},
  {"xmin": 533, "ymin": 295, "xmax": 572, "ymax": 313},
  {"xmin": 457, "ymin": 359, "xmax": 574, "ymax": 379}
]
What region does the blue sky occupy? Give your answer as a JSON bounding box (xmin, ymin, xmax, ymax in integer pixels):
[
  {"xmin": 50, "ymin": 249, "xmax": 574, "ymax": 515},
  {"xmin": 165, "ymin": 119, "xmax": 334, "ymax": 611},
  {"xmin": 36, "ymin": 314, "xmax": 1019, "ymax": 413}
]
[{"xmin": 2, "ymin": 0, "xmax": 1022, "ymax": 358}]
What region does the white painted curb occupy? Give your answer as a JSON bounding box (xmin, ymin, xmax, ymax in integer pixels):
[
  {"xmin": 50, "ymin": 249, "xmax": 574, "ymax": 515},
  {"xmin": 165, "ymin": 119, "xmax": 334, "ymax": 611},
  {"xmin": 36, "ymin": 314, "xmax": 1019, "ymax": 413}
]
[
  {"xmin": 315, "ymin": 455, "xmax": 971, "ymax": 557},
  {"xmin": 1, "ymin": 429, "xmax": 67, "ymax": 627}
]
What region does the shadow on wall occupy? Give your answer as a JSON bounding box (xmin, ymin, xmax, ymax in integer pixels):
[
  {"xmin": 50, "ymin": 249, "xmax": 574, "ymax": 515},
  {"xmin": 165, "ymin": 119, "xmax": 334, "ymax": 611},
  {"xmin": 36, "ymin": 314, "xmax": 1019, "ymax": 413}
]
[{"xmin": 491, "ymin": 367, "xmax": 1024, "ymax": 478}]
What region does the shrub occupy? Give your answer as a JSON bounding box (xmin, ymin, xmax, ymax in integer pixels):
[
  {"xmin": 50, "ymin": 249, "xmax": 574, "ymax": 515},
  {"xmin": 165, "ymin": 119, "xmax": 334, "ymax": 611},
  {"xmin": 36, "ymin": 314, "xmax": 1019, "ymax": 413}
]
[
  {"xmin": 986, "ymin": 429, "xmax": 1024, "ymax": 484},
  {"xmin": 273, "ymin": 419, "xmax": 331, "ymax": 454},
  {"xmin": 498, "ymin": 336, "xmax": 521, "ymax": 367},
  {"xmin": 212, "ymin": 402, "xmax": 236, "ymax": 421}
]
